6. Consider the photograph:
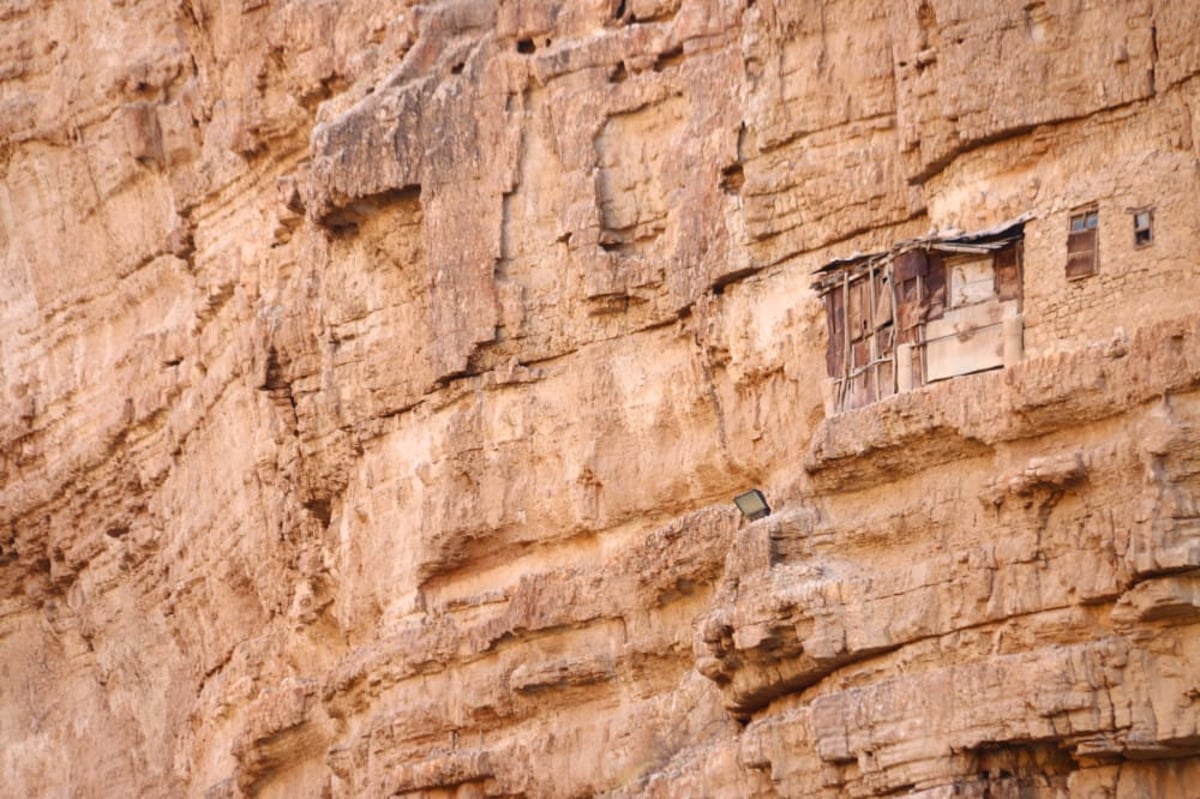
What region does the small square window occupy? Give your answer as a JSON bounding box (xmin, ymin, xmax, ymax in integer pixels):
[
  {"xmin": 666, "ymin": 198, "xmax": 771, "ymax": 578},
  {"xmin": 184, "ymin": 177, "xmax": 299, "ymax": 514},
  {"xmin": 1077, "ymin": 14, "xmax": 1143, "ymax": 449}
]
[
  {"xmin": 1071, "ymin": 210, "xmax": 1098, "ymax": 233},
  {"xmin": 1133, "ymin": 208, "xmax": 1154, "ymax": 247},
  {"xmin": 1066, "ymin": 207, "xmax": 1099, "ymax": 280}
]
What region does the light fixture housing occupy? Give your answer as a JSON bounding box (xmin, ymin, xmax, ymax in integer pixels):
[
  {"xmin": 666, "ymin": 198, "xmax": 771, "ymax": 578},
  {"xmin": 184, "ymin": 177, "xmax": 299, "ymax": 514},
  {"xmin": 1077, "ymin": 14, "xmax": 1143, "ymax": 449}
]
[{"xmin": 733, "ymin": 489, "xmax": 771, "ymax": 521}]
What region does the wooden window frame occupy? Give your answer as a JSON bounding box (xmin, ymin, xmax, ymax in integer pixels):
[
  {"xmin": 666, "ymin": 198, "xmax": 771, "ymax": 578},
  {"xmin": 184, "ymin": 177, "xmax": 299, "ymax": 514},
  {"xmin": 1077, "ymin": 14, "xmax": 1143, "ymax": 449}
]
[
  {"xmin": 1132, "ymin": 207, "xmax": 1154, "ymax": 248},
  {"xmin": 1066, "ymin": 207, "xmax": 1099, "ymax": 280}
]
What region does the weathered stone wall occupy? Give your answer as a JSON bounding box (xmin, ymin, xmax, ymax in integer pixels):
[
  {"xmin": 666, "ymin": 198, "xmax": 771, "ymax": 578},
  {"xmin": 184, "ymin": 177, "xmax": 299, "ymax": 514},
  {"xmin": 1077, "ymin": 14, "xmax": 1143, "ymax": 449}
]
[{"xmin": 1, "ymin": 1, "xmax": 1199, "ymax": 796}]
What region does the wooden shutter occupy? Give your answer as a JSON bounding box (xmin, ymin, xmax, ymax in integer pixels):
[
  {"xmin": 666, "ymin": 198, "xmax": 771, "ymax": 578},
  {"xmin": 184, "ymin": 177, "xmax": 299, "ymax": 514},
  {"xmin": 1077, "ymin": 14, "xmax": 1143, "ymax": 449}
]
[
  {"xmin": 824, "ymin": 289, "xmax": 846, "ymax": 378},
  {"xmin": 894, "ymin": 251, "xmax": 926, "ymax": 345},
  {"xmin": 922, "ymin": 252, "xmax": 947, "ymax": 321},
  {"xmin": 993, "ymin": 242, "xmax": 1022, "ymax": 301},
  {"xmin": 1066, "ymin": 227, "xmax": 1097, "ymax": 279},
  {"xmin": 847, "ymin": 277, "xmax": 870, "ymax": 342}
]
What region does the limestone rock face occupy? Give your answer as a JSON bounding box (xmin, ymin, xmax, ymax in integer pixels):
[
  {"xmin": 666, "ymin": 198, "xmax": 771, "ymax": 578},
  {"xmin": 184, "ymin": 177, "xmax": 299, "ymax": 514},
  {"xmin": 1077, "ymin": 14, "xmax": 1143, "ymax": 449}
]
[{"xmin": 2, "ymin": 1, "xmax": 1199, "ymax": 797}]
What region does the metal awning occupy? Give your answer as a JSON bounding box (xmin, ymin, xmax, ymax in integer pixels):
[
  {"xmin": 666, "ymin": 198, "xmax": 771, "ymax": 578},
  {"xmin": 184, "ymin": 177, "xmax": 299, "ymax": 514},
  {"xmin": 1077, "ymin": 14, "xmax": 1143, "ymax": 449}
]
[{"xmin": 812, "ymin": 213, "xmax": 1032, "ymax": 292}]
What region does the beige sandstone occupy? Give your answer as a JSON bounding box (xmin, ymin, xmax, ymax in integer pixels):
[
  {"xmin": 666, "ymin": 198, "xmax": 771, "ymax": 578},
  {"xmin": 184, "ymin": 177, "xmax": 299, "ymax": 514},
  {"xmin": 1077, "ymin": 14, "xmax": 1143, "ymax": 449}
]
[{"xmin": 2, "ymin": 0, "xmax": 1200, "ymax": 796}]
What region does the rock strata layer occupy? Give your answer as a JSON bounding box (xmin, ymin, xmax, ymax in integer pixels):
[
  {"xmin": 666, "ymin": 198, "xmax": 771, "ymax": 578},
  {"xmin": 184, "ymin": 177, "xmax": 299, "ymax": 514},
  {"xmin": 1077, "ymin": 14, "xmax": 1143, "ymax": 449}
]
[{"xmin": 2, "ymin": 1, "xmax": 1199, "ymax": 797}]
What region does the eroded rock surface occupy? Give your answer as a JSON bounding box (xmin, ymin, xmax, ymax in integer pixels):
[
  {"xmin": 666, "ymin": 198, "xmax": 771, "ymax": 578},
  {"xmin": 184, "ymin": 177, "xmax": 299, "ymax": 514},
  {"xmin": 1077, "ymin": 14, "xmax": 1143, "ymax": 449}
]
[{"xmin": 2, "ymin": 1, "xmax": 1199, "ymax": 797}]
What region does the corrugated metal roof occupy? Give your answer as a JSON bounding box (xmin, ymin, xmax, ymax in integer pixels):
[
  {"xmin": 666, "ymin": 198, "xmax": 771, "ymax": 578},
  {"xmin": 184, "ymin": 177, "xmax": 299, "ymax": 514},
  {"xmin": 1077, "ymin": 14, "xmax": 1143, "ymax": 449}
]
[{"xmin": 812, "ymin": 213, "xmax": 1032, "ymax": 285}]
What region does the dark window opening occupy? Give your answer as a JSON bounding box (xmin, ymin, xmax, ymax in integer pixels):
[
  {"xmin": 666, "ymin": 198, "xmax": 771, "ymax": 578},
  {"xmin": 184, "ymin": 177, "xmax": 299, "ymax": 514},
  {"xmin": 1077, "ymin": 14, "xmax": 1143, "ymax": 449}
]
[
  {"xmin": 1133, "ymin": 208, "xmax": 1154, "ymax": 247},
  {"xmin": 719, "ymin": 163, "xmax": 744, "ymax": 194},
  {"xmin": 516, "ymin": 38, "xmax": 536, "ymax": 54},
  {"xmin": 1066, "ymin": 207, "xmax": 1099, "ymax": 279}
]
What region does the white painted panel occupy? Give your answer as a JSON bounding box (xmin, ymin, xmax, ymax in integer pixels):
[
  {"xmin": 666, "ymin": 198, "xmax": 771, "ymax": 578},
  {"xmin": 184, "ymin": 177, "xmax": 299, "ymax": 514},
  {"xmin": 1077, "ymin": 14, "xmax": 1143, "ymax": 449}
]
[
  {"xmin": 924, "ymin": 300, "xmax": 1019, "ymax": 382},
  {"xmin": 948, "ymin": 257, "xmax": 995, "ymax": 307}
]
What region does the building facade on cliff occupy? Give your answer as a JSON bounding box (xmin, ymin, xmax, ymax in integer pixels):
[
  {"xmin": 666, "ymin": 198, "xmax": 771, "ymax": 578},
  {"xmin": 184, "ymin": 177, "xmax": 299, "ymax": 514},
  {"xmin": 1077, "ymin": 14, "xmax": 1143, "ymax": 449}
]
[{"xmin": 813, "ymin": 174, "xmax": 1186, "ymax": 415}]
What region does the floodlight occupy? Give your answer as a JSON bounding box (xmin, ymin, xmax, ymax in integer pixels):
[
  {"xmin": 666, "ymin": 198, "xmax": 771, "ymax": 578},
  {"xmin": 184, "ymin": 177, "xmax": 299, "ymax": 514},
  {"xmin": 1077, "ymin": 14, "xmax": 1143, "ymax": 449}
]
[{"xmin": 733, "ymin": 489, "xmax": 771, "ymax": 521}]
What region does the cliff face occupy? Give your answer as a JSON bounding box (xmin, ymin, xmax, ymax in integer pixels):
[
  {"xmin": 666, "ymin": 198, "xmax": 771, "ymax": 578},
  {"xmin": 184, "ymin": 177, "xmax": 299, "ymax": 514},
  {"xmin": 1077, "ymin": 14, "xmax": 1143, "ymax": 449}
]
[{"xmin": 2, "ymin": 1, "xmax": 1200, "ymax": 796}]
